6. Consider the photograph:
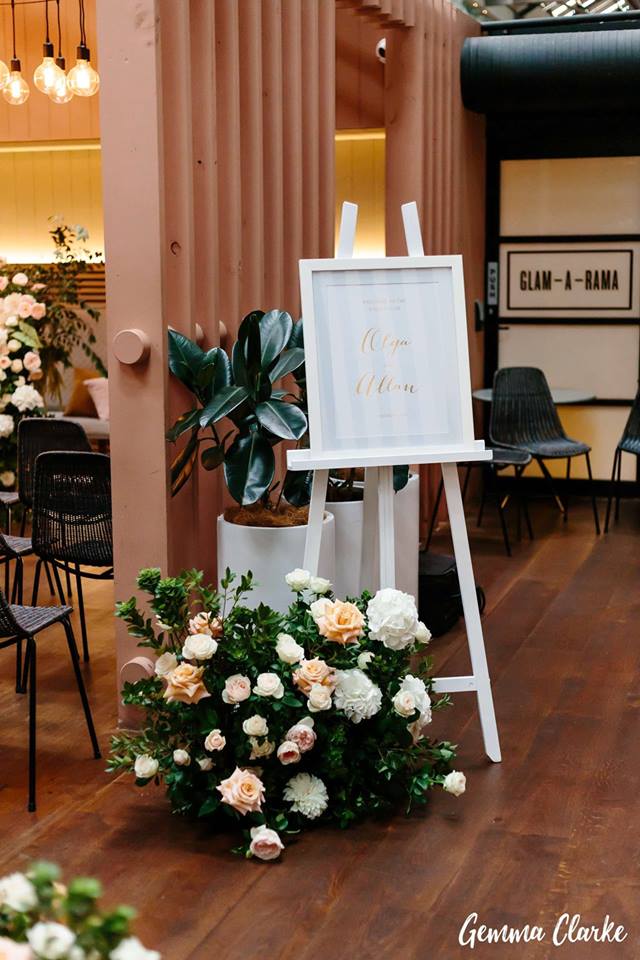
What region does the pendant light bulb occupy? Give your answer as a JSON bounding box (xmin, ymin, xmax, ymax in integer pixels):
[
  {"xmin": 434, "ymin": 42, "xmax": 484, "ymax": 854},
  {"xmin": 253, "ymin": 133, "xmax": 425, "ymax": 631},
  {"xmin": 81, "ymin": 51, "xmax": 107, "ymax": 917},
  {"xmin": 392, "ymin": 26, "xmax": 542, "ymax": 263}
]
[
  {"xmin": 34, "ymin": 42, "xmax": 64, "ymax": 94},
  {"xmin": 0, "ymin": 60, "xmax": 9, "ymax": 90},
  {"xmin": 48, "ymin": 56, "xmax": 73, "ymax": 103},
  {"xmin": 67, "ymin": 45, "xmax": 99, "ymax": 97},
  {"xmin": 3, "ymin": 59, "xmax": 29, "ymax": 105}
]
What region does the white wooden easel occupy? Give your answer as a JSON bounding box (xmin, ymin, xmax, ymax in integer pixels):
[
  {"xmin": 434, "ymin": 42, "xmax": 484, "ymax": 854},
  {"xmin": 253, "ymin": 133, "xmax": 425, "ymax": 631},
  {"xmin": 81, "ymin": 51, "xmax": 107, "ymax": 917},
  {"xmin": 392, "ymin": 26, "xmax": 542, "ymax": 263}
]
[{"xmin": 288, "ymin": 202, "xmax": 501, "ymax": 762}]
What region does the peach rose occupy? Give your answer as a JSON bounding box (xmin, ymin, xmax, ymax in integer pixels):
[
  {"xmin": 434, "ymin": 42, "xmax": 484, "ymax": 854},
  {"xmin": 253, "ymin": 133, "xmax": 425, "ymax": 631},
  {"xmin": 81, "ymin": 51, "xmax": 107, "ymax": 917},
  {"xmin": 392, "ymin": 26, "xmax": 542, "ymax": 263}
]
[
  {"xmin": 30, "ymin": 303, "xmax": 46, "ymax": 321},
  {"xmin": 23, "ymin": 352, "xmax": 41, "ymax": 372},
  {"xmin": 204, "ymin": 729, "xmax": 226, "ymax": 752},
  {"xmin": 249, "ymin": 825, "xmax": 284, "ymax": 861},
  {"xmin": 222, "ymin": 673, "xmax": 251, "ymax": 704},
  {"xmin": 217, "ymin": 766, "xmax": 265, "ymax": 815},
  {"xmin": 285, "ymin": 717, "xmax": 316, "ymax": 753},
  {"xmin": 293, "ymin": 658, "xmax": 335, "ymax": 695},
  {"xmin": 163, "ymin": 663, "xmax": 211, "ymax": 705},
  {"xmin": 311, "ymin": 598, "xmax": 364, "ymax": 645},
  {"xmin": 0, "ymin": 277, "xmax": 7, "ymax": 292},
  {"xmin": 189, "ymin": 611, "xmax": 223, "ymax": 637},
  {"xmin": 17, "ymin": 300, "xmax": 32, "ymax": 319}
]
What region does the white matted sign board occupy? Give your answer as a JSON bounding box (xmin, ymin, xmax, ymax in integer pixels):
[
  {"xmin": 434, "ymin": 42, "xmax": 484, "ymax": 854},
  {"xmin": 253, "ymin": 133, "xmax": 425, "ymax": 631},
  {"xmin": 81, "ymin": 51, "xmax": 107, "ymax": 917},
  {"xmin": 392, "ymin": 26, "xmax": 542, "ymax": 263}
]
[{"xmin": 288, "ymin": 202, "xmax": 500, "ymax": 762}]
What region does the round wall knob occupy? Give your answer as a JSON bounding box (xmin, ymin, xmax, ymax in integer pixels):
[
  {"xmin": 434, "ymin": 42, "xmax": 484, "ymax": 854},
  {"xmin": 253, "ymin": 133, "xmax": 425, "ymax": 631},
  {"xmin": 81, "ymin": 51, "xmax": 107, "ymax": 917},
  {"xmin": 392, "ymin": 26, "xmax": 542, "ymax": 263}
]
[{"xmin": 113, "ymin": 328, "xmax": 151, "ymax": 365}]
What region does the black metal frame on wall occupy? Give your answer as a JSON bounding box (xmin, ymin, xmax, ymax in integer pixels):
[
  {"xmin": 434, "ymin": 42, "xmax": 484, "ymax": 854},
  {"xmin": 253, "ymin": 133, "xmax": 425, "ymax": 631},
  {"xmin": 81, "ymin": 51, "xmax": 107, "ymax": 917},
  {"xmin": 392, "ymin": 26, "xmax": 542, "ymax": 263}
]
[{"xmin": 472, "ymin": 13, "xmax": 640, "ymax": 492}]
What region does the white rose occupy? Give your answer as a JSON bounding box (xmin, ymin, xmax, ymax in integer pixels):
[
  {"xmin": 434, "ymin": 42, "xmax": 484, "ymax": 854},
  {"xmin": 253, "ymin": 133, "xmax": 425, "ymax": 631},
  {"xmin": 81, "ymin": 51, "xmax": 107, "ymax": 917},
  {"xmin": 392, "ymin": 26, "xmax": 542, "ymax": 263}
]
[
  {"xmin": 5, "ymin": 316, "xmax": 18, "ymax": 327},
  {"xmin": 134, "ymin": 755, "xmax": 159, "ymax": 780},
  {"xmin": 277, "ymin": 740, "xmax": 301, "ymax": 765},
  {"xmin": 309, "ymin": 576, "xmax": 332, "ymax": 595},
  {"xmin": 204, "ymin": 729, "xmax": 226, "ymax": 751},
  {"xmin": 357, "ymin": 651, "xmax": 374, "ymax": 670},
  {"xmin": 309, "ymin": 597, "xmax": 331, "ymax": 625},
  {"xmin": 415, "ymin": 621, "xmax": 432, "ymax": 645},
  {"xmin": 0, "ymin": 414, "xmax": 14, "ymax": 440},
  {"xmin": 366, "ymin": 588, "xmax": 420, "ymax": 650},
  {"xmin": 182, "ymin": 632, "xmax": 218, "ymax": 661},
  {"xmin": 197, "ymin": 757, "xmax": 214, "ymax": 771},
  {"xmin": 173, "ymin": 748, "xmax": 190, "ymax": 766},
  {"xmin": 109, "ymin": 936, "xmax": 160, "ymax": 960},
  {"xmin": 253, "ymin": 672, "xmax": 284, "ymax": 699},
  {"xmin": 443, "ymin": 770, "xmax": 466, "ymax": 797},
  {"xmin": 154, "ymin": 651, "xmax": 178, "ymax": 677},
  {"xmin": 285, "ymin": 568, "xmax": 311, "ymax": 591},
  {"xmin": 7, "ymin": 339, "xmax": 20, "ymax": 353},
  {"xmin": 333, "ymin": 668, "xmax": 382, "ymax": 723},
  {"xmin": 398, "ymin": 674, "xmax": 432, "ymax": 741},
  {"xmin": 11, "ymin": 359, "xmax": 23, "ymax": 373},
  {"xmin": 249, "ymin": 825, "xmax": 284, "ymax": 861},
  {"xmin": 275, "ymin": 632, "xmax": 304, "ymax": 664},
  {"xmin": 392, "ymin": 689, "xmax": 417, "ymax": 717},
  {"xmin": 242, "ymin": 714, "xmax": 268, "ymax": 737},
  {"xmin": 12, "ymin": 273, "xmax": 28, "ymax": 286},
  {"xmin": 0, "ymin": 872, "xmax": 37, "ymax": 911},
  {"xmin": 307, "ymin": 682, "xmax": 332, "ymax": 713},
  {"xmin": 27, "ymin": 922, "xmax": 76, "ymax": 959},
  {"xmin": 249, "ymin": 737, "xmax": 275, "ymax": 759}
]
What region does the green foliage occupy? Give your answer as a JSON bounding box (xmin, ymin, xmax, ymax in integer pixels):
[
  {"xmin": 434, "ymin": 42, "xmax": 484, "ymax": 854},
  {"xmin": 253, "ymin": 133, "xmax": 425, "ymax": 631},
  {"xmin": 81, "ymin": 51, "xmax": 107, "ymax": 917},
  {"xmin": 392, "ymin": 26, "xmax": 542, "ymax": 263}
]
[
  {"xmin": 167, "ymin": 310, "xmax": 307, "ymax": 506},
  {"xmin": 109, "ymin": 568, "xmax": 460, "ymax": 859}
]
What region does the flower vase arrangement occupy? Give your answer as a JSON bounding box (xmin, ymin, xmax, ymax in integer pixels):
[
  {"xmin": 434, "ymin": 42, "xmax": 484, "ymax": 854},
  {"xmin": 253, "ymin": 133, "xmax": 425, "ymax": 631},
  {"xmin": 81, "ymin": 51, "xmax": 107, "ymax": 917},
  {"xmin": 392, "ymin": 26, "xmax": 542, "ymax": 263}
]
[
  {"xmin": 109, "ymin": 567, "xmax": 466, "ymax": 862},
  {"xmin": 0, "ymin": 861, "xmax": 159, "ymax": 959}
]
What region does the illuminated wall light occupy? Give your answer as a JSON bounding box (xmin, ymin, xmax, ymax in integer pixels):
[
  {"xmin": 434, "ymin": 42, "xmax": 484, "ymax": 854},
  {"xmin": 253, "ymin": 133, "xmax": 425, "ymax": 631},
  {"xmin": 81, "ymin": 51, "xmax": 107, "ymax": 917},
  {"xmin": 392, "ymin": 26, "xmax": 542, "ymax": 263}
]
[
  {"xmin": 3, "ymin": 0, "xmax": 29, "ymax": 105},
  {"xmin": 67, "ymin": 0, "xmax": 99, "ymax": 97}
]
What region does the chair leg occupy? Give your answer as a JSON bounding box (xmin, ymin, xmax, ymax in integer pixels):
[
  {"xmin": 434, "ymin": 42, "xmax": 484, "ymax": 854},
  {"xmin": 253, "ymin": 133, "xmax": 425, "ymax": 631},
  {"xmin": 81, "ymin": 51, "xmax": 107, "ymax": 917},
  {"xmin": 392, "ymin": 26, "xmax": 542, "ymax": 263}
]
[
  {"xmin": 27, "ymin": 636, "xmax": 36, "ymax": 812},
  {"xmin": 515, "ymin": 465, "xmax": 534, "ymax": 541},
  {"xmin": 615, "ymin": 446, "xmax": 622, "ymax": 522},
  {"xmin": 604, "ymin": 449, "xmax": 620, "ymax": 533},
  {"xmin": 585, "ymin": 452, "xmax": 601, "ymax": 535},
  {"xmin": 64, "ymin": 562, "xmax": 73, "ymax": 600},
  {"xmin": 490, "ymin": 467, "xmax": 512, "ymax": 556},
  {"xmin": 536, "ymin": 457, "xmax": 566, "ymax": 515},
  {"xmin": 425, "ymin": 475, "xmax": 444, "ymax": 550},
  {"xmin": 461, "ymin": 464, "xmax": 472, "ymax": 503},
  {"xmin": 477, "ymin": 467, "xmax": 487, "ymax": 527},
  {"xmin": 564, "ymin": 458, "xmax": 571, "ymax": 523},
  {"xmin": 62, "ymin": 618, "xmax": 101, "ymax": 760},
  {"xmin": 20, "ymin": 509, "xmax": 26, "ymax": 538},
  {"xmin": 15, "ymin": 637, "xmax": 23, "ymax": 693},
  {"xmin": 31, "ymin": 558, "xmax": 42, "ymax": 606},
  {"xmin": 75, "ymin": 566, "xmax": 90, "ymax": 662},
  {"xmin": 10, "ymin": 557, "xmax": 22, "ymax": 604},
  {"xmin": 51, "ymin": 563, "xmax": 67, "ymax": 606},
  {"xmin": 3, "ymin": 556, "xmax": 9, "ymax": 599},
  {"xmin": 43, "ymin": 561, "xmax": 56, "ymax": 598}
]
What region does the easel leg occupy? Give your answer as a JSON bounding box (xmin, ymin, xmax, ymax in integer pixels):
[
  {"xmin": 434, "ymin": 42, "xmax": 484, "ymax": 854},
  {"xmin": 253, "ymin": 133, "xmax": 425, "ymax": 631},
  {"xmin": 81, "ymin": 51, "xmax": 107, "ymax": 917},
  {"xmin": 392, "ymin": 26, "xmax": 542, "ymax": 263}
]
[
  {"xmin": 360, "ymin": 467, "xmax": 379, "ymax": 594},
  {"xmin": 303, "ymin": 470, "xmax": 329, "ymax": 576},
  {"xmin": 442, "ymin": 462, "xmax": 501, "ymax": 763},
  {"xmin": 378, "ymin": 465, "xmax": 396, "ymax": 589}
]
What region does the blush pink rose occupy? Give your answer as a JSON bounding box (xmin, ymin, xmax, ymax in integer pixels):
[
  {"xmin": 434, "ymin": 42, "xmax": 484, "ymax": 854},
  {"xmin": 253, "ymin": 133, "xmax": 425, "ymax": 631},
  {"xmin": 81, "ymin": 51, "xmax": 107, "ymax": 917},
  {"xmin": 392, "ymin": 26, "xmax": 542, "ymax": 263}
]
[
  {"xmin": 249, "ymin": 825, "xmax": 284, "ymax": 861},
  {"xmin": 204, "ymin": 729, "xmax": 226, "ymax": 752},
  {"xmin": 277, "ymin": 740, "xmax": 301, "ymax": 765},
  {"xmin": 17, "ymin": 300, "xmax": 32, "ymax": 319},
  {"xmin": 30, "ymin": 303, "xmax": 46, "ymax": 321},
  {"xmin": 217, "ymin": 766, "xmax": 265, "ymax": 814},
  {"xmin": 285, "ymin": 718, "xmax": 316, "ymax": 753},
  {"xmin": 0, "ymin": 278, "xmax": 7, "ymax": 292},
  {"xmin": 222, "ymin": 674, "xmax": 251, "ymax": 704},
  {"xmin": 23, "ymin": 352, "xmax": 41, "ymax": 372},
  {"xmin": 0, "ymin": 938, "xmax": 33, "ymax": 959}
]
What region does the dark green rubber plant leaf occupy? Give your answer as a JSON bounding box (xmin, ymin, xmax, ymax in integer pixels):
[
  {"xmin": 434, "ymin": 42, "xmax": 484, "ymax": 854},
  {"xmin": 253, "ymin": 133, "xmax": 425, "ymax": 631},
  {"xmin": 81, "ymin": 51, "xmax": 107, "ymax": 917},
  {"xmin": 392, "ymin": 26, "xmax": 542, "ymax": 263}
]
[
  {"xmin": 168, "ymin": 329, "xmax": 204, "ymax": 394},
  {"xmin": 393, "ymin": 465, "xmax": 410, "ymax": 492},
  {"xmin": 268, "ymin": 348, "xmax": 305, "ymax": 384},
  {"xmin": 166, "ymin": 408, "xmax": 200, "ymax": 443},
  {"xmin": 170, "ymin": 429, "xmax": 199, "ymax": 496},
  {"xmin": 260, "ymin": 310, "xmax": 293, "ymax": 368},
  {"xmin": 201, "ymin": 445, "xmax": 226, "ymax": 471},
  {"xmin": 199, "ymin": 385, "xmax": 248, "ymax": 428},
  {"xmin": 224, "ymin": 432, "xmax": 275, "ymax": 505},
  {"xmin": 283, "ymin": 469, "xmax": 313, "ymax": 507},
  {"xmin": 255, "ymin": 399, "xmax": 307, "ymax": 440}
]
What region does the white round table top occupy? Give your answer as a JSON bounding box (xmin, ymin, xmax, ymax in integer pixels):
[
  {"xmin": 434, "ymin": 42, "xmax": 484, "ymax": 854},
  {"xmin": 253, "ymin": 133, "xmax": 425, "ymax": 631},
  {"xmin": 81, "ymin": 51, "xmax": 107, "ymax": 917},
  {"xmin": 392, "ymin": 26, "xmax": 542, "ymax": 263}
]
[{"xmin": 472, "ymin": 387, "xmax": 595, "ymax": 405}]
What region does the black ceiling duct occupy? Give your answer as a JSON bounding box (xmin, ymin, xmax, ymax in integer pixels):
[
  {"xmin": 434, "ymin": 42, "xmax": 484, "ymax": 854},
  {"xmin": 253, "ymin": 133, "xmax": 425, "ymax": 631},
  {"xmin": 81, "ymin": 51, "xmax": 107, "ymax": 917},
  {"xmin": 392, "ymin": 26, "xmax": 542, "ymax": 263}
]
[{"xmin": 461, "ymin": 28, "xmax": 640, "ymax": 115}]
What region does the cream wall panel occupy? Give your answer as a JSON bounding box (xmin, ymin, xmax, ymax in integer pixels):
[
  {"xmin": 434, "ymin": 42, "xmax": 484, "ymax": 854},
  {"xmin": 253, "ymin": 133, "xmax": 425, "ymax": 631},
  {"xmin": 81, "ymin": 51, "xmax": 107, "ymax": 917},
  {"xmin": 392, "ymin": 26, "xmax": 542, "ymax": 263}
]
[
  {"xmin": 498, "ymin": 325, "xmax": 640, "ymax": 400},
  {"xmin": 500, "ymin": 158, "xmax": 640, "ymax": 236},
  {"xmin": 335, "ymin": 131, "xmax": 385, "ymax": 257},
  {"xmin": 522, "ymin": 406, "xmax": 634, "ymax": 481},
  {"xmin": 0, "ymin": 145, "xmax": 103, "ymax": 262}
]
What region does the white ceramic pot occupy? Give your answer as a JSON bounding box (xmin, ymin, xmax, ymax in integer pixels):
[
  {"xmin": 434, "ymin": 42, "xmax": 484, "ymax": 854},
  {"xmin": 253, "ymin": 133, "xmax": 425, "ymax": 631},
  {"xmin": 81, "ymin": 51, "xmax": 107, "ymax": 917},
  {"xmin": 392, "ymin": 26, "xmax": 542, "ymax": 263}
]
[
  {"xmin": 217, "ymin": 512, "xmax": 335, "ymax": 613},
  {"xmin": 327, "ymin": 473, "xmax": 420, "ymax": 600}
]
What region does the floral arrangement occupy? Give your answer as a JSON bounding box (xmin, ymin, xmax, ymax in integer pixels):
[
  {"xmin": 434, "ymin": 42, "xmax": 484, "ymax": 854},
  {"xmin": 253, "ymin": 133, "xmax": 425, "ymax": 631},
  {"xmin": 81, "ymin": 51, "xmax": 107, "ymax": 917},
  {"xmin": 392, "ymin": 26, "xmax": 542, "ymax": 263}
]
[
  {"xmin": 109, "ymin": 567, "xmax": 466, "ymax": 861},
  {"xmin": 0, "ymin": 861, "xmax": 159, "ymax": 959}
]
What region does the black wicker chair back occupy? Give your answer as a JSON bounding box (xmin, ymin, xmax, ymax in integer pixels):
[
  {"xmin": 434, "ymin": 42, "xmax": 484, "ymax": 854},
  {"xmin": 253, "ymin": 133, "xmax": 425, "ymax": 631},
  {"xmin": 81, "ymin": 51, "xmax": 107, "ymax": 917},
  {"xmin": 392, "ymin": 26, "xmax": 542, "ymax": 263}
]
[
  {"xmin": 32, "ymin": 452, "xmax": 113, "ymax": 568},
  {"xmin": 18, "ymin": 417, "xmax": 91, "ymax": 509},
  {"xmin": 619, "ymin": 390, "xmax": 640, "ymax": 456},
  {"xmin": 0, "ymin": 583, "xmax": 24, "ymax": 637},
  {"xmin": 490, "ymin": 367, "xmax": 566, "ymax": 447}
]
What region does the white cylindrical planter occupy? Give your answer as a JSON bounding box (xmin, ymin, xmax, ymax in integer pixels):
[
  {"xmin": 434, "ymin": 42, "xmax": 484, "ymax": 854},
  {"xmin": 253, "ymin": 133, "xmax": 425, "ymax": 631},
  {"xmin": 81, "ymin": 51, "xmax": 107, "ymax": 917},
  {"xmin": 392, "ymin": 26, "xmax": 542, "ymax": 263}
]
[
  {"xmin": 328, "ymin": 474, "xmax": 420, "ymax": 600},
  {"xmin": 217, "ymin": 512, "xmax": 335, "ymax": 613}
]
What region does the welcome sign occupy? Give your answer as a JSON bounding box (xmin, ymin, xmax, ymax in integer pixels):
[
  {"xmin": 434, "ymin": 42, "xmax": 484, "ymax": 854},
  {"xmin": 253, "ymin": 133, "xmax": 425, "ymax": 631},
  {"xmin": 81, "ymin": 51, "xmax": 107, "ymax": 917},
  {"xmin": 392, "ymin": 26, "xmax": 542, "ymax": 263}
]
[
  {"xmin": 499, "ymin": 240, "xmax": 640, "ymax": 320},
  {"xmin": 299, "ymin": 256, "xmax": 475, "ymax": 458}
]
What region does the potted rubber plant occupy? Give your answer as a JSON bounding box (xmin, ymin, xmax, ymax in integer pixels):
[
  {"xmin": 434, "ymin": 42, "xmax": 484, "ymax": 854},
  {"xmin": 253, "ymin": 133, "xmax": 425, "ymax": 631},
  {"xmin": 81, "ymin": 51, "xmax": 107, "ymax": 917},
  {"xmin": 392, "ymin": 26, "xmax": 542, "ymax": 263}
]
[{"xmin": 167, "ymin": 310, "xmax": 334, "ymax": 610}]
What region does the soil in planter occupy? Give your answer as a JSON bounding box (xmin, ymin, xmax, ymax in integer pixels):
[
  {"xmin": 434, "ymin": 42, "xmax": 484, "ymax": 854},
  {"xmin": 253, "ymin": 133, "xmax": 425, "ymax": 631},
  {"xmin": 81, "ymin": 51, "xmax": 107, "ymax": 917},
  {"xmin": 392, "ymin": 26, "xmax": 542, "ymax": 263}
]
[{"xmin": 225, "ymin": 504, "xmax": 310, "ymax": 528}]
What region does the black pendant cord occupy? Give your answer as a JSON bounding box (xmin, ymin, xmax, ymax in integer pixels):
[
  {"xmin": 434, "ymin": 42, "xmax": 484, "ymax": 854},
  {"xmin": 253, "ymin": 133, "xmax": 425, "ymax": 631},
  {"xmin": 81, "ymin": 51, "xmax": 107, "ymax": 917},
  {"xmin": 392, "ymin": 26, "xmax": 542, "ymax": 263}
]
[
  {"xmin": 44, "ymin": 0, "xmax": 50, "ymax": 44},
  {"xmin": 10, "ymin": 0, "xmax": 17, "ymax": 60},
  {"xmin": 55, "ymin": 0, "xmax": 62, "ymax": 57},
  {"xmin": 79, "ymin": 0, "xmax": 86, "ymax": 48}
]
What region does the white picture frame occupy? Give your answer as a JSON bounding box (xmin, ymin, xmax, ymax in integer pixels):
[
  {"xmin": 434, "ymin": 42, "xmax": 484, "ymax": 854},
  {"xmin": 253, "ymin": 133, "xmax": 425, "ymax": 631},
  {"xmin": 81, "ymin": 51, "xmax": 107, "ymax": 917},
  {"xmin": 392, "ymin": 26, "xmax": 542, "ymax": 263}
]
[{"xmin": 298, "ymin": 255, "xmax": 478, "ymax": 464}]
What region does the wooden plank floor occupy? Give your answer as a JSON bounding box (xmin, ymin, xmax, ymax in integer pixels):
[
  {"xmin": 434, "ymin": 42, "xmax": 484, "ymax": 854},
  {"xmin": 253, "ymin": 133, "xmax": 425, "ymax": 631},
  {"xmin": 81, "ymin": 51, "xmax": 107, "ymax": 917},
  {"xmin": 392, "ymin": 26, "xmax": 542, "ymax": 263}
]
[{"xmin": 1, "ymin": 497, "xmax": 639, "ymax": 959}]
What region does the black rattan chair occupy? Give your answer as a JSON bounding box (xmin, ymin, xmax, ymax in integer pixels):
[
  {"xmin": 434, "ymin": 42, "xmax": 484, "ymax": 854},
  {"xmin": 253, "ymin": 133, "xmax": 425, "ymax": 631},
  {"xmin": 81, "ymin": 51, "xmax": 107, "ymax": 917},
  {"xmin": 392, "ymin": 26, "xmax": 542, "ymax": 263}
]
[
  {"xmin": 604, "ymin": 389, "xmax": 640, "ymax": 532},
  {"xmin": 31, "ymin": 451, "xmax": 113, "ymax": 663},
  {"xmin": 0, "ymin": 491, "xmax": 19, "ymax": 533},
  {"xmin": 426, "ymin": 446, "xmax": 533, "ymax": 556},
  {"xmin": 490, "ymin": 367, "xmax": 600, "ymax": 535},
  {"xmin": 0, "ymin": 589, "xmax": 100, "ymax": 810}
]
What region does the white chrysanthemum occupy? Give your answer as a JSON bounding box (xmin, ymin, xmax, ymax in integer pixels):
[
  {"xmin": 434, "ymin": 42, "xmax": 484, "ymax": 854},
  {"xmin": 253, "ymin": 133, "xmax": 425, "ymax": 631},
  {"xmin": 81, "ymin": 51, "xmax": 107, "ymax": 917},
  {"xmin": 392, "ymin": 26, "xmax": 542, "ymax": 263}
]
[
  {"xmin": 27, "ymin": 922, "xmax": 76, "ymax": 960},
  {"xmin": 10, "ymin": 383, "xmax": 43, "ymax": 413},
  {"xmin": 333, "ymin": 668, "xmax": 382, "ymax": 723},
  {"xmin": 110, "ymin": 936, "xmax": 161, "ymax": 960},
  {"xmin": 283, "ymin": 772, "xmax": 328, "ymax": 820},
  {"xmin": 0, "ymin": 413, "xmax": 14, "ymax": 439},
  {"xmin": 366, "ymin": 588, "xmax": 420, "ymax": 650},
  {"xmin": 0, "ymin": 871, "xmax": 37, "ymax": 912}
]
